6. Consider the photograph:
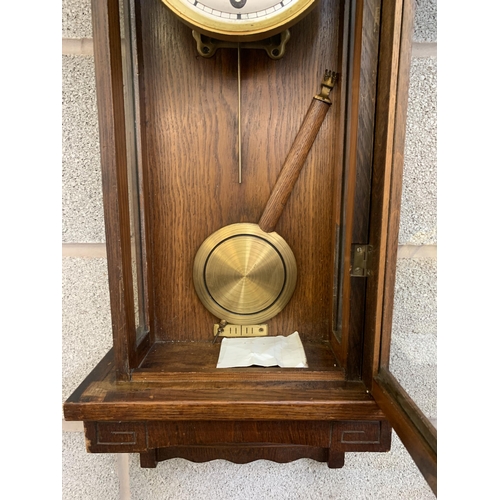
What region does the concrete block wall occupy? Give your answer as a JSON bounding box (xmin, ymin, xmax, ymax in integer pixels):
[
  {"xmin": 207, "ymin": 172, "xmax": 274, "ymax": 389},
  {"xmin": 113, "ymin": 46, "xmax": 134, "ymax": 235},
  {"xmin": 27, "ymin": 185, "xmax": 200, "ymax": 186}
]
[{"xmin": 62, "ymin": 1, "xmax": 437, "ymax": 498}]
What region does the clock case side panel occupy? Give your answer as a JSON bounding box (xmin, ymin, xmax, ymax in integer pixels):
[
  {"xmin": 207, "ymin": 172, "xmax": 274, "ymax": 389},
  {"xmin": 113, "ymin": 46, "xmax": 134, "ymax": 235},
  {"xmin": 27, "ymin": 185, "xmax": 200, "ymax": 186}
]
[
  {"xmin": 90, "ymin": 0, "xmax": 154, "ymax": 380},
  {"xmin": 329, "ymin": 0, "xmax": 382, "ymax": 380}
]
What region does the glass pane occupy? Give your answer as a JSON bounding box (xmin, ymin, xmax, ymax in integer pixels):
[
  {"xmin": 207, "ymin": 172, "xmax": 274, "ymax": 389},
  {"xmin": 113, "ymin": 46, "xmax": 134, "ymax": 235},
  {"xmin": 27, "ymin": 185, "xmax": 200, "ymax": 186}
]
[
  {"xmin": 390, "ymin": 251, "xmax": 437, "ymax": 425},
  {"xmin": 388, "ymin": 54, "xmax": 437, "ymax": 427},
  {"xmin": 120, "ymin": 0, "xmax": 148, "ymax": 343}
]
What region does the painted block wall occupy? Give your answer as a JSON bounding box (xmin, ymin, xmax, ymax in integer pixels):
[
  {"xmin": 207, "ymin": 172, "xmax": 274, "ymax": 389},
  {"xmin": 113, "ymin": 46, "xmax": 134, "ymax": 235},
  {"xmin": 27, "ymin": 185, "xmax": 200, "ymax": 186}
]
[{"xmin": 62, "ymin": 1, "xmax": 437, "ymax": 498}]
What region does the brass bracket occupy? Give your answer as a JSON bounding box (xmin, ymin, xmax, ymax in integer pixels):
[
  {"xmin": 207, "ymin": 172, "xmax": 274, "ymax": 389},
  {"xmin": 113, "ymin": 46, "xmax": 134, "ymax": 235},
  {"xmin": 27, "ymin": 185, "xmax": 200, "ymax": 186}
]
[
  {"xmin": 192, "ymin": 30, "xmax": 291, "ymax": 59},
  {"xmin": 351, "ymin": 245, "xmax": 373, "ymax": 277},
  {"xmin": 314, "ymin": 70, "xmax": 338, "ymax": 105},
  {"xmin": 213, "ymin": 323, "xmax": 268, "ymax": 338}
]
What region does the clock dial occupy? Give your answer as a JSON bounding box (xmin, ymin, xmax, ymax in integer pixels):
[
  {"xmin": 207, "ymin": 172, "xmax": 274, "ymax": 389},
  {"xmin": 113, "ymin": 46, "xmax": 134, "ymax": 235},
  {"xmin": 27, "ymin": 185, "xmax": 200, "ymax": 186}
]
[
  {"xmin": 160, "ymin": 0, "xmax": 318, "ymax": 41},
  {"xmin": 185, "ymin": 0, "xmax": 302, "ymax": 19}
]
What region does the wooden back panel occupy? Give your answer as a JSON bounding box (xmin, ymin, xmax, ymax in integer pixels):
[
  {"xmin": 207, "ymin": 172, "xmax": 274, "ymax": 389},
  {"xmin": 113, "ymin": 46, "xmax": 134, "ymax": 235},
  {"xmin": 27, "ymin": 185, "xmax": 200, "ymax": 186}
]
[{"xmin": 135, "ymin": 0, "xmax": 344, "ymax": 342}]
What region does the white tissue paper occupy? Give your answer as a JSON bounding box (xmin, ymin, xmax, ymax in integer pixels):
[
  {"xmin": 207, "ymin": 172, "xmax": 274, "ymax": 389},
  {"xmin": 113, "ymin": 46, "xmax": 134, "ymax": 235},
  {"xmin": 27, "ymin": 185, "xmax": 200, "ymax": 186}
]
[{"xmin": 216, "ymin": 331, "xmax": 308, "ymax": 368}]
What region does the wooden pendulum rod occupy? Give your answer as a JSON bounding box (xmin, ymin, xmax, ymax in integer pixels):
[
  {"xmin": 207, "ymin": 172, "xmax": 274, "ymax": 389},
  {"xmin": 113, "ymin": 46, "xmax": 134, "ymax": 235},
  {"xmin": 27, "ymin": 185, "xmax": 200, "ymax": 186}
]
[{"xmin": 258, "ymin": 70, "xmax": 338, "ymax": 233}]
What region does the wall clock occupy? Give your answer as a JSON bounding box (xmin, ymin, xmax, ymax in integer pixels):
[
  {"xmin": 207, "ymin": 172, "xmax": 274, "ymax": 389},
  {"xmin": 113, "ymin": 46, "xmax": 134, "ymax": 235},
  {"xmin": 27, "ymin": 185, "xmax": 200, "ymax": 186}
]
[{"xmin": 64, "ymin": 0, "xmax": 436, "ymax": 494}]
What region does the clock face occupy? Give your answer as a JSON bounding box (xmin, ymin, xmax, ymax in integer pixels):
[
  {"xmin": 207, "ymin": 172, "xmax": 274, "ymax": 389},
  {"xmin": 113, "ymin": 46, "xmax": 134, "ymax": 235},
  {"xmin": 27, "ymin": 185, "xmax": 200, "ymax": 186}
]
[{"xmin": 160, "ymin": 0, "xmax": 318, "ymax": 41}]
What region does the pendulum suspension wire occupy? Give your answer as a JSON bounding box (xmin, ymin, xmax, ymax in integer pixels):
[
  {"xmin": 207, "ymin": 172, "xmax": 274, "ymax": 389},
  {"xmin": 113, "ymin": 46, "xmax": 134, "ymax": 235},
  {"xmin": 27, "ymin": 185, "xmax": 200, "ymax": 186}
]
[{"xmin": 238, "ymin": 43, "xmax": 242, "ymax": 184}]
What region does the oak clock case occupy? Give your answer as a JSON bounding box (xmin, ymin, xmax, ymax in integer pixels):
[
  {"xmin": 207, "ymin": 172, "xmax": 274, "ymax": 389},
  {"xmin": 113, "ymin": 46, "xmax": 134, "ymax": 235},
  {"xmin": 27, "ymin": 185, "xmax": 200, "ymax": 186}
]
[{"xmin": 64, "ymin": 0, "xmax": 436, "ymax": 493}]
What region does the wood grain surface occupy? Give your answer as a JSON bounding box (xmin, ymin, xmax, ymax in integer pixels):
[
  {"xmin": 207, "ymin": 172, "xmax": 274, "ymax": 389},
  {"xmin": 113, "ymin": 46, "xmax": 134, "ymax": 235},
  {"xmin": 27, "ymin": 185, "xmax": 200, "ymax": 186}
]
[
  {"xmin": 63, "ymin": 348, "xmax": 384, "ymax": 422},
  {"xmin": 135, "ymin": 0, "xmax": 343, "ymax": 342},
  {"xmin": 82, "ymin": 418, "xmax": 391, "ymax": 467},
  {"xmin": 91, "ymin": 0, "xmax": 137, "ymax": 378},
  {"xmin": 131, "ymin": 339, "xmax": 344, "ymax": 382}
]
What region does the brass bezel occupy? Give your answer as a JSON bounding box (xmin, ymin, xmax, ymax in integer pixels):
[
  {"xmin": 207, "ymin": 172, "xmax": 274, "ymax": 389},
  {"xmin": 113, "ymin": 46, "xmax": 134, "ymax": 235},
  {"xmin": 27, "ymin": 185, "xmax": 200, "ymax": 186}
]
[{"xmin": 159, "ymin": 0, "xmax": 319, "ymax": 42}]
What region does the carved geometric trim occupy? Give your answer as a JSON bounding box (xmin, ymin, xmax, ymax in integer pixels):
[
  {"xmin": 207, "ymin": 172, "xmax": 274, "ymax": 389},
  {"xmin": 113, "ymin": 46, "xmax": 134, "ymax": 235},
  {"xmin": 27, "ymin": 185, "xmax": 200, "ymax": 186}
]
[
  {"xmin": 340, "ymin": 429, "xmax": 381, "ymax": 444},
  {"xmin": 97, "ymin": 429, "xmax": 137, "ymax": 445},
  {"xmin": 86, "ymin": 422, "xmax": 148, "ymax": 452},
  {"xmin": 331, "ymin": 420, "xmax": 391, "ymax": 453}
]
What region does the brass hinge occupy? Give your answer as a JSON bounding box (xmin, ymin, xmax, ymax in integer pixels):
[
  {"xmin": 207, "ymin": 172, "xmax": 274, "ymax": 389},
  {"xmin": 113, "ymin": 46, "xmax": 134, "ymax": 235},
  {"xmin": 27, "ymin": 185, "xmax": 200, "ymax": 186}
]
[{"xmin": 351, "ymin": 245, "xmax": 374, "ymax": 277}]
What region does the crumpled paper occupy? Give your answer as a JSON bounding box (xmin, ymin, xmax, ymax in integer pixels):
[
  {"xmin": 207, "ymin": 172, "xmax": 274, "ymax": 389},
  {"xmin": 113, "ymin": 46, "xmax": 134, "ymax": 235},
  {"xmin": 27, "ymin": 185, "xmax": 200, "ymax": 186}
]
[{"xmin": 216, "ymin": 331, "xmax": 308, "ymax": 368}]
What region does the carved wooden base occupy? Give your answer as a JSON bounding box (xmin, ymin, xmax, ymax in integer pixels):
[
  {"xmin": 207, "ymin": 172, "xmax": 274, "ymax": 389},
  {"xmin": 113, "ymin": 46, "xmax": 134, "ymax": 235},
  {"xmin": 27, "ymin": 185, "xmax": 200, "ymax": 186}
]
[
  {"xmin": 140, "ymin": 445, "xmax": 342, "ymax": 469},
  {"xmin": 84, "ymin": 420, "xmax": 391, "ymax": 469}
]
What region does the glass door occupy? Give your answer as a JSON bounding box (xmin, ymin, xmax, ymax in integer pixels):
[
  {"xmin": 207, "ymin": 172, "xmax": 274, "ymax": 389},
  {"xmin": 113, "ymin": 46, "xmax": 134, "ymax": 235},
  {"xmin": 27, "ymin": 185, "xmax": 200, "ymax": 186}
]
[{"xmin": 362, "ymin": 0, "xmax": 437, "ymax": 494}]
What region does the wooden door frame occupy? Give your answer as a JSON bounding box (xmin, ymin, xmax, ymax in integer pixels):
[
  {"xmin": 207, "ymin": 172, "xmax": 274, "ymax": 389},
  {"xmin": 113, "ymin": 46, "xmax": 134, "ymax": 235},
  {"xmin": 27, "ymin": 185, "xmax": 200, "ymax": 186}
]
[
  {"xmin": 361, "ymin": 0, "xmax": 437, "ymax": 494},
  {"xmin": 91, "ymin": 0, "xmax": 153, "ymax": 380}
]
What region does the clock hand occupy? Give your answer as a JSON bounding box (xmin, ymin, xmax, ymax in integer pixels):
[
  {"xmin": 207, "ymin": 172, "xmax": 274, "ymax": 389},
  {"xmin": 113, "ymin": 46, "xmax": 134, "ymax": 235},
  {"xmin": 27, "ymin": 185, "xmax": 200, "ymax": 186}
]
[
  {"xmin": 230, "ymin": 0, "xmax": 247, "ymax": 7},
  {"xmin": 258, "ymin": 70, "xmax": 338, "ymax": 233}
]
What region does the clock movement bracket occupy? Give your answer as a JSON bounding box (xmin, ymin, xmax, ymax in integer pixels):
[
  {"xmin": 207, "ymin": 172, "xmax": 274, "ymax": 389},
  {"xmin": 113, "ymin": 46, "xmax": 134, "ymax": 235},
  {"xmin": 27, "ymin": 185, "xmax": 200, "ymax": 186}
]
[{"xmin": 192, "ymin": 29, "xmax": 291, "ymax": 59}]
